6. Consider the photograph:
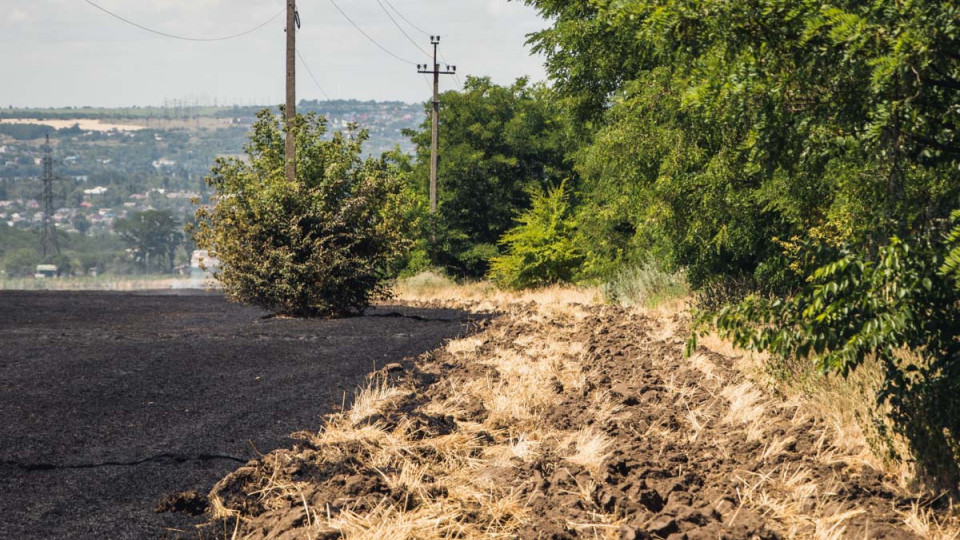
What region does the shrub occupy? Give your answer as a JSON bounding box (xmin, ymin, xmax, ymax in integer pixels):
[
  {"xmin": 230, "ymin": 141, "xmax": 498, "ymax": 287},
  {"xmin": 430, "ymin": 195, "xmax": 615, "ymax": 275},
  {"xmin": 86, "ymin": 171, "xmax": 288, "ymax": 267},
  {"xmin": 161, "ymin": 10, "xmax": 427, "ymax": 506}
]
[
  {"xmin": 603, "ymin": 258, "xmax": 688, "ymax": 308},
  {"xmin": 699, "ymin": 219, "xmax": 960, "ymax": 492},
  {"xmin": 488, "ymin": 182, "xmax": 582, "ymax": 289},
  {"xmin": 3, "ymin": 248, "xmax": 41, "ymax": 278},
  {"xmin": 192, "ymin": 110, "xmax": 412, "ymax": 317}
]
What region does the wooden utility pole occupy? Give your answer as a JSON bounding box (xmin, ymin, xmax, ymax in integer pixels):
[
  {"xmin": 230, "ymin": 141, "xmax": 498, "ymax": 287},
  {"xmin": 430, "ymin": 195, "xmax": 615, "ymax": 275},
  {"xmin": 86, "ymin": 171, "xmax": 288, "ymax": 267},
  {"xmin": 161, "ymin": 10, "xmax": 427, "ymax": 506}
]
[
  {"xmin": 285, "ymin": 0, "xmax": 297, "ymax": 184},
  {"xmin": 417, "ymin": 37, "xmax": 456, "ymax": 213}
]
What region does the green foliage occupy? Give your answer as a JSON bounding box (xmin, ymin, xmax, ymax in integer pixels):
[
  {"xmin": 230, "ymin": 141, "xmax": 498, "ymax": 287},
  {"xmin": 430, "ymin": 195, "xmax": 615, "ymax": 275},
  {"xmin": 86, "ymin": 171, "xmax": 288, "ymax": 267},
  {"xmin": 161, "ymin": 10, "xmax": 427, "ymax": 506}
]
[
  {"xmin": 525, "ymin": 0, "xmax": 960, "ymax": 288},
  {"xmin": 524, "ymin": 0, "xmax": 960, "ymax": 487},
  {"xmin": 3, "ymin": 248, "xmax": 41, "ymax": 278},
  {"xmin": 0, "ymin": 123, "xmax": 57, "ymax": 140},
  {"xmin": 603, "ymin": 257, "xmax": 688, "ymax": 308},
  {"xmin": 704, "ymin": 225, "xmax": 960, "ymax": 490},
  {"xmin": 114, "ymin": 210, "xmax": 182, "ymax": 273},
  {"xmin": 488, "ymin": 182, "xmax": 582, "ymax": 289},
  {"xmin": 406, "ymin": 77, "xmax": 579, "ymax": 277},
  {"xmin": 192, "ymin": 110, "xmax": 412, "ymax": 317}
]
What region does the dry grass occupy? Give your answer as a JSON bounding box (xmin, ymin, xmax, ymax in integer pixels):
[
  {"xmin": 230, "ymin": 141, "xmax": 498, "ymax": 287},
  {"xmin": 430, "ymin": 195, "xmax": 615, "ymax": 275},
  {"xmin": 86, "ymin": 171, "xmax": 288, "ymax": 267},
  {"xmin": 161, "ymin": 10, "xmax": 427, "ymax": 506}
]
[
  {"xmin": 211, "ymin": 276, "xmax": 960, "ymax": 539},
  {"xmin": 562, "ymin": 428, "xmax": 613, "ymax": 475},
  {"xmin": 698, "ymin": 330, "xmax": 903, "ymax": 483},
  {"xmin": 0, "ymin": 275, "xmax": 217, "ymax": 291},
  {"xmin": 393, "ymin": 271, "xmax": 602, "ymax": 312},
  {"xmin": 901, "ymin": 501, "xmax": 960, "ymax": 540},
  {"xmin": 233, "ymin": 284, "xmax": 605, "ymax": 540}
]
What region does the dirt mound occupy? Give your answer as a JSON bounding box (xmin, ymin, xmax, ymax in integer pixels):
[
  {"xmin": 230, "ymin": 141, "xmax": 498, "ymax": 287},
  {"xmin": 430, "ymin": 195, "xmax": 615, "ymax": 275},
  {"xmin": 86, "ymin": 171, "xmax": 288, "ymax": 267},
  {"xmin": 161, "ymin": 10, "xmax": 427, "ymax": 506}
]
[{"xmin": 198, "ymin": 302, "xmax": 931, "ymax": 539}]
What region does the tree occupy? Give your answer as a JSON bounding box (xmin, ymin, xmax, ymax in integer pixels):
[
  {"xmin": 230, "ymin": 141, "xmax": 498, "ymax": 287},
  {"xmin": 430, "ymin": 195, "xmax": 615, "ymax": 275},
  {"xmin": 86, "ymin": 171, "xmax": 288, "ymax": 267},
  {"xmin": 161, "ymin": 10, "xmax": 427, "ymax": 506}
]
[
  {"xmin": 406, "ymin": 77, "xmax": 579, "ymax": 277},
  {"xmin": 192, "ymin": 110, "xmax": 412, "ymax": 317},
  {"xmin": 114, "ymin": 210, "xmax": 182, "ymax": 273},
  {"xmin": 72, "ymin": 215, "xmax": 90, "ymax": 236},
  {"xmin": 706, "ymin": 223, "xmax": 960, "ymax": 490},
  {"xmin": 3, "ymin": 248, "xmax": 40, "ymax": 278},
  {"xmin": 488, "ymin": 181, "xmax": 582, "ymax": 289},
  {"xmin": 524, "ymin": 0, "xmax": 960, "ymax": 289}
]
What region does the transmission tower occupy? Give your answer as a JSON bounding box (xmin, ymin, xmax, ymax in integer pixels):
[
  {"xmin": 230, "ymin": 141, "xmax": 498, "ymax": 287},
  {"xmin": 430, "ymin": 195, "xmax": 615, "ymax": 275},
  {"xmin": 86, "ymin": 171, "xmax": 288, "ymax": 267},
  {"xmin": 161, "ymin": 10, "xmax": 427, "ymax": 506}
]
[{"xmin": 39, "ymin": 134, "xmax": 60, "ymax": 258}]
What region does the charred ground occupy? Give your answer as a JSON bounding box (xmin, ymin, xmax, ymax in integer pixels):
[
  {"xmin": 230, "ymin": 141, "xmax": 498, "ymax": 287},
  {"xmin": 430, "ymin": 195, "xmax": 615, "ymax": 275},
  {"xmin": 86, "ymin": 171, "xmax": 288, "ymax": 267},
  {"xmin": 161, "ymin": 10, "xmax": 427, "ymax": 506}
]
[{"xmin": 0, "ymin": 291, "xmax": 479, "ymax": 540}]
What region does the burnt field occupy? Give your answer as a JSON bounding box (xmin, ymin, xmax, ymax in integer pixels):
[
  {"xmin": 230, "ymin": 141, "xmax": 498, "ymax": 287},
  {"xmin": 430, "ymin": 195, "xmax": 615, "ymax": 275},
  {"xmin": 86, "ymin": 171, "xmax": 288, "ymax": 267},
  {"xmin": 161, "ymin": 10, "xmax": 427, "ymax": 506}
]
[{"xmin": 0, "ymin": 290, "xmax": 479, "ymax": 540}]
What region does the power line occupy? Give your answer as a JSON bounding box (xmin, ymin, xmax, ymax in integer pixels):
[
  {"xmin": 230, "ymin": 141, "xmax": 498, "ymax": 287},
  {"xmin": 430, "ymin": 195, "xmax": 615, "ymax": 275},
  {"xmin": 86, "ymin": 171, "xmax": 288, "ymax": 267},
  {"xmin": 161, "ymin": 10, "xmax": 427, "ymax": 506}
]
[
  {"xmin": 81, "ymin": 0, "xmax": 284, "ymax": 42},
  {"xmin": 437, "ymin": 49, "xmax": 463, "ymax": 89},
  {"xmin": 326, "ymin": 0, "xmax": 418, "ymax": 66},
  {"xmin": 381, "ymin": 0, "xmax": 430, "ymax": 37},
  {"xmin": 296, "ymin": 48, "xmax": 332, "ymax": 101},
  {"xmin": 374, "ymin": 0, "xmax": 430, "ymax": 58}
]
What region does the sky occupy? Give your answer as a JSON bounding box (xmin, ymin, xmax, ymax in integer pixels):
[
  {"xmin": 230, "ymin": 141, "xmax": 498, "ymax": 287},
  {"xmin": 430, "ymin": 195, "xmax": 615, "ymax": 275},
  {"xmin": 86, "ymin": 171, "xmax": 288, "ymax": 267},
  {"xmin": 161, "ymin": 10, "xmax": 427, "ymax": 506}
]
[{"xmin": 0, "ymin": 0, "xmax": 549, "ymax": 107}]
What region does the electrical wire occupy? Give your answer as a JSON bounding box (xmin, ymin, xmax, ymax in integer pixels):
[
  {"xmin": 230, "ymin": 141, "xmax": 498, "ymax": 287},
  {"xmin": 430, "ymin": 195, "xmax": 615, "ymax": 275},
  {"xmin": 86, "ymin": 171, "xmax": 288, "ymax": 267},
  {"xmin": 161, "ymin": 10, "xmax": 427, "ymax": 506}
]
[
  {"xmin": 81, "ymin": 0, "xmax": 284, "ymax": 42},
  {"xmin": 381, "ymin": 0, "xmax": 431, "ymax": 37},
  {"xmin": 376, "ymin": 0, "xmax": 462, "ymax": 89},
  {"xmin": 326, "ymin": 0, "xmax": 418, "ymax": 66},
  {"xmin": 373, "ymin": 0, "xmax": 430, "ymax": 58},
  {"xmin": 437, "ymin": 49, "xmax": 463, "ymax": 89},
  {"xmin": 296, "ymin": 48, "xmax": 332, "ymax": 101}
]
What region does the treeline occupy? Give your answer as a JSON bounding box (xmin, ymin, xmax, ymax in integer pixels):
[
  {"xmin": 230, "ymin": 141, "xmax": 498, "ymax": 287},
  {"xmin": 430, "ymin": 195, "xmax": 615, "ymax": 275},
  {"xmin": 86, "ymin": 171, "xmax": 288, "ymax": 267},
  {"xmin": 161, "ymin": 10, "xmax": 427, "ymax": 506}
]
[
  {"xmin": 0, "ymin": 123, "xmax": 84, "ymax": 141},
  {"xmin": 395, "ymin": 1, "xmax": 959, "ymax": 491},
  {"xmin": 0, "ymin": 210, "xmax": 190, "ymax": 278},
  {"xmin": 0, "ymin": 99, "xmax": 420, "ymax": 121}
]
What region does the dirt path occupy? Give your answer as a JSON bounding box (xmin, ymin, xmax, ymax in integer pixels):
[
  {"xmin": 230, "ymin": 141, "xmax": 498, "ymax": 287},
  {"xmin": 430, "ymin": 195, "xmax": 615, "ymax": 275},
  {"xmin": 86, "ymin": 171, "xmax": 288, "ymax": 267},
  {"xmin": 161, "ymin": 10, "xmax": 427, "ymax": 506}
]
[
  {"xmin": 203, "ymin": 299, "xmax": 942, "ymax": 539},
  {"xmin": 0, "ymin": 291, "xmax": 478, "ymax": 540}
]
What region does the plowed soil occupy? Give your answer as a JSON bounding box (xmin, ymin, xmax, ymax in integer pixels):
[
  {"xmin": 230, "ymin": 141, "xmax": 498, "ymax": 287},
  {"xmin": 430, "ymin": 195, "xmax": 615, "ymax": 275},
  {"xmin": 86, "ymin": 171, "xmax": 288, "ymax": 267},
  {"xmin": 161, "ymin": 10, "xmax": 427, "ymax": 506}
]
[
  {"xmin": 203, "ymin": 301, "xmax": 932, "ymax": 539},
  {"xmin": 0, "ymin": 291, "xmax": 479, "ymax": 540}
]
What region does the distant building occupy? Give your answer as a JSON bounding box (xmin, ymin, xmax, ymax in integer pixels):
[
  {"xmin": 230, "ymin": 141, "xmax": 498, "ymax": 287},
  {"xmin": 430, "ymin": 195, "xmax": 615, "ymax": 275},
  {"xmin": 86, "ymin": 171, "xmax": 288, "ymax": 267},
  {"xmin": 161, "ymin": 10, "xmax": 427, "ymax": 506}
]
[{"xmin": 34, "ymin": 265, "xmax": 57, "ymax": 279}]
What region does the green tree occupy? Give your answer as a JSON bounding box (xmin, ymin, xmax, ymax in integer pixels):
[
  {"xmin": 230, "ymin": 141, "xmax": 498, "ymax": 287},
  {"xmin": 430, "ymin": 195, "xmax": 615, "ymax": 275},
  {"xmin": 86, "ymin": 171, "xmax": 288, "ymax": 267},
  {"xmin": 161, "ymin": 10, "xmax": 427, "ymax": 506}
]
[
  {"xmin": 4, "ymin": 248, "xmax": 41, "ymax": 278},
  {"xmin": 114, "ymin": 210, "xmax": 182, "ymax": 273},
  {"xmin": 524, "ymin": 0, "xmax": 960, "ymax": 289},
  {"xmin": 406, "ymin": 76, "xmax": 578, "ymax": 277},
  {"xmin": 72, "ymin": 215, "xmax": 90, "ymax": 236},
  {"xmin": 192, "ymin": 110, "xmax": 412, "ymax": 317},
  {"xmin": 488, "ymin": 181, "xmax": 582, "ymax": 289},
  {"xmin": 706, "ymin": 224, "xmax": 960, "ymax": 490}
]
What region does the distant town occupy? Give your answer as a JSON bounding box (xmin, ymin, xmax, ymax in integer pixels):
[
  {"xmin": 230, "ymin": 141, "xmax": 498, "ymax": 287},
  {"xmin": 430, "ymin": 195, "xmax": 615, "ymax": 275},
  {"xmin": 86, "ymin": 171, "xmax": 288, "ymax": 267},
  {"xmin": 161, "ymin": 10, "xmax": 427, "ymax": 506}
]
[{"xmin": 0, "ymin": 100, "xmax": 425, "ymax": 278}]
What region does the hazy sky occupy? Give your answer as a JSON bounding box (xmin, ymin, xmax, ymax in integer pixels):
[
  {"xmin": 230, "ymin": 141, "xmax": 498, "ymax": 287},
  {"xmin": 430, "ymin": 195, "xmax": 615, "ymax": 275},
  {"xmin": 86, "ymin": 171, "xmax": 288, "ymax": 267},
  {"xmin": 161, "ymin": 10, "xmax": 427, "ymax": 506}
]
[{"xmin": 0, "ymin": 0, "xmax": 549, "ymax": 107}]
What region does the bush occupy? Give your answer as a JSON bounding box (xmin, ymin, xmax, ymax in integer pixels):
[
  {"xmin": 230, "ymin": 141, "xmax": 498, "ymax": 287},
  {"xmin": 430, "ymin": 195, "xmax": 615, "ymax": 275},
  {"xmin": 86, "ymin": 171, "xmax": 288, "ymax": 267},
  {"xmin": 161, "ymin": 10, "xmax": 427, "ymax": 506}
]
[
  {"xmin": 488, "ymin": 182, "xmax": 582, "ymax": 289},
  {"xmin": 4, "ymin": 248, "xmax": 41, "ymax": 278},
  {"xmin": 395, "ymin": 270, "xmax": 456, "ymax": 296},
  {"xmin": 700, "ymin": 218, "xmax": 960, "ymax": 492},
  {"xmin": 192, "ymin": 110, "xmax": 412, "ymax": 317},
  {"xmin": 603, "ymin": 258, "xmax": 688, "ymax": 308}
]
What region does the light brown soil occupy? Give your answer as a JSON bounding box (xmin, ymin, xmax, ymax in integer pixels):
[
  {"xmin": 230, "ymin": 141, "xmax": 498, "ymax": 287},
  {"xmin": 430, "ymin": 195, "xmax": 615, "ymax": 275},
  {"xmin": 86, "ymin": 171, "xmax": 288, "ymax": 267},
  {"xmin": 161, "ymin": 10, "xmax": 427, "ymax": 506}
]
[{"xmin": 194, "ymin": 301, "xmax": 937, "ymax": 539}]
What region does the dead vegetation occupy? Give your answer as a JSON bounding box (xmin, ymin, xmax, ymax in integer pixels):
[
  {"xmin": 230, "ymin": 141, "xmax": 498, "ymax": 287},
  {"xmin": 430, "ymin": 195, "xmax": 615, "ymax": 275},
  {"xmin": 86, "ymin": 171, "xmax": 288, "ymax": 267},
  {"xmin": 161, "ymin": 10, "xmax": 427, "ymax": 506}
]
[{"xmin": 194, "ymin": 277, "xmax": 960, "ymax": 539}]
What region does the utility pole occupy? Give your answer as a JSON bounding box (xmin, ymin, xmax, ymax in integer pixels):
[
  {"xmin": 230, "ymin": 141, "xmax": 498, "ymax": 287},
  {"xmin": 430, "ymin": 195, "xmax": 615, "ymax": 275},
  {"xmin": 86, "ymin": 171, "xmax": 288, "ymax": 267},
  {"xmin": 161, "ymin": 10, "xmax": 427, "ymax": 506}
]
[
  {"xmin": 417, "ymin": 37, "xmax": 456, "ymax": 214},
  {"xmin": 39, "ymin": 134, "xmax": 59, "ymax": 258},
  {"xmin": 285, "ymin": 0, "xmax": 298, "ymax": 184}
]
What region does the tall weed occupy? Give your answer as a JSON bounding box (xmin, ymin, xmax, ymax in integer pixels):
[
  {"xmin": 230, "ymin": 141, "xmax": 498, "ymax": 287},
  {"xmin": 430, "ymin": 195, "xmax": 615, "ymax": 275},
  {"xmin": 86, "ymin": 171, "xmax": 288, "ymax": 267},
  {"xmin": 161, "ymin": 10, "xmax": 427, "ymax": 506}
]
[{"xmin": 603, "ymin": 259, "xmax": 688, "ymax": 308}]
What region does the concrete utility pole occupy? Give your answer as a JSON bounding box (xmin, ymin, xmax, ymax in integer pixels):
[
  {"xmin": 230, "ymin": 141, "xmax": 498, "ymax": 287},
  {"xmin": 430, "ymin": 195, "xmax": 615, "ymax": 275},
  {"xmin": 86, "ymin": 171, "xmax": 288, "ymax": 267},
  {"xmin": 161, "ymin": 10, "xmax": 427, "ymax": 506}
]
[
  {"xmin": 39, "ymin": 134, "xmax": 59, "ymax": 258},
  {"xmin": 285, "ymin": 0, "xmax": 297, "ymax": 184},
  {"xmin": 417, "ymin": 37, "xmax": 456, "ymax": 214}
]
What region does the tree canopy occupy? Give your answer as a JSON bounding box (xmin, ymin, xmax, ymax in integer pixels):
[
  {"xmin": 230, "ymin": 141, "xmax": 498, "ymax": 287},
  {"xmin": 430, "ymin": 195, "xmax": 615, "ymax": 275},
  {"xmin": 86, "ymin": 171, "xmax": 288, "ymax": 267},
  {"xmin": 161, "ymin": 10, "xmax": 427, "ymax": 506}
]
[
  {"xmin": 406, "ymin": 76, "xmax": 579, "ymax": 277},
  {"xmin": 524, "ymin": 0, "xmax": 960, "ymax": 289},
  {"xmin": 114, "ymin": 210, "xmax": 182, "ymax": 273},
  {"xmin": 192, "ymin": 110, "xmax": 412, "ymax": 317}
]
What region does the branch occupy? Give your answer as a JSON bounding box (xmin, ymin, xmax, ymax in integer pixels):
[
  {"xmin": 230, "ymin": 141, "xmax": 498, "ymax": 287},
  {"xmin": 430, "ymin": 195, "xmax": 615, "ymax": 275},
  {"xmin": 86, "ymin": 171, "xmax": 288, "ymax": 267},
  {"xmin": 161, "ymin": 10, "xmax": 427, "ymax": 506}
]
[{"xmin": 909, "ymin": 134, "xmax": 960, "ymax": 155}]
